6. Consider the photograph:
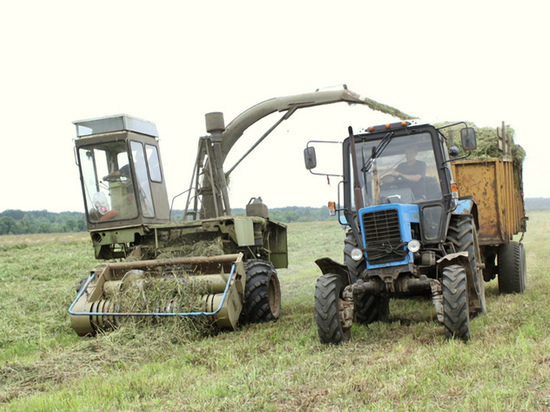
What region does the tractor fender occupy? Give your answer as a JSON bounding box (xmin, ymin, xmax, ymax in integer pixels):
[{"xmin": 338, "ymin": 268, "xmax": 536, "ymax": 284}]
[
  {"xmin": 437, "ymin": 251, "xmax": 473, "ymax": 276},
  {"xmin": 314, "ymin": 257, "xmax": 351, "ymax": 285},
  {"xmin": 453, "ymin": 198, "xmax": 480, "ymax": 230}
]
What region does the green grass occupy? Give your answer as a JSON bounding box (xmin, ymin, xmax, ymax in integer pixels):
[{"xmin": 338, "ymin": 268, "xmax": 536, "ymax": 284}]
[{"xmin": 1, "ymin": 214, "xmax": 550, "ymax": 411}]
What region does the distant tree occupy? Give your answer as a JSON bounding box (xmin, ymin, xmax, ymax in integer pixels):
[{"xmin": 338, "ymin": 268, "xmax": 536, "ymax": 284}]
[
  {"xmin": 65, "ymin": 219, "xmax": 78, "ymax": 232},
  {"xmin": 76, "ymin": 220, "xmax": 87, "ymax": 232},
  {"xmin": 1, "ymin": 210, "xmax": 25, "ymax": 220},
  {"xmin": 39, "ymin": 221, "xmax": 52, "ymax": 233},
  {"xmin": 0, "ymin": 216, "xmax": 16, "ymax": 235}
]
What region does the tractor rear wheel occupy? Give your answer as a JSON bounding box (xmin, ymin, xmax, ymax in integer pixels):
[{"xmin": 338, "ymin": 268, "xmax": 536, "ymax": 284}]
[
  {"xmin": 315, "ymin": 273, "xmax": 350, "ymax": 344},
  {"xmin": 241, "ymin": 260, "xmax": 281, "ymax": 323},
  {"xmin": 498, "ymin": 241, "xmax": 526, "ymax": 294},
  {"xmin": 446, "ymin": 214, "xmax": 486, "ymax": 315},
  {"xmin": 442, "ymin": 264, "xmax": 471, "ymax": 341}
]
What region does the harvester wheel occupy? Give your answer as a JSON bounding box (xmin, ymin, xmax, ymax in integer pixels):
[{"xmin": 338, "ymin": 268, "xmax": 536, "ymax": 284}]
[
  {"xmin": 497, "ymin": 241, "xmax": 526, "ymax": 294},
  {"xmin": 442, "ymin": 264, "xmax": 470, "ymax": 341},
  {"xmin": 315, "ymin": 273, "xmax": 350, "ymax": 345},
  {"xmin": 241, "ymin": 260, "xmax": 281, "ymax": 323},
  {"xmin": 446, "ymin": 214, "xmax": 486, "ymax": 315}
]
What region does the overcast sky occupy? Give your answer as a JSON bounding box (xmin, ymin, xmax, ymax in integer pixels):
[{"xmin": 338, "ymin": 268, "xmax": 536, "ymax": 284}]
[{"xmin": 2, "ymin": 1, "xmax": 548, "ymax": 213}]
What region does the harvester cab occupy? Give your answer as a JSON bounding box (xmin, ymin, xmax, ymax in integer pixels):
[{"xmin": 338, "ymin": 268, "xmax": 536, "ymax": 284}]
[
  {"xmin": 307, "ymin": 121, "xmax": 487, "ymax": 343},
  {"xmin": 73, "ymin": 115, "xmax": 170, "ymax": 259}
]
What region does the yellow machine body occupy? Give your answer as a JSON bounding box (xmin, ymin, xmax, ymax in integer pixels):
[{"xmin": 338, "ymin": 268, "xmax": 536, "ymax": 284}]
[{"xmin": 451, "ymin": 158, "xmax": 527, "ymax": 245}]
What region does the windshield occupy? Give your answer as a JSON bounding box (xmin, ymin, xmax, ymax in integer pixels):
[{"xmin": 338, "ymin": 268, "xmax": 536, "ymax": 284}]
[
  {"xmin": 350, "ymin": 132, "xmax": 442, "ymax": 207},
  {"xmin": 79, "ymin": 141, "xmax": 139, "ymax": 222}
]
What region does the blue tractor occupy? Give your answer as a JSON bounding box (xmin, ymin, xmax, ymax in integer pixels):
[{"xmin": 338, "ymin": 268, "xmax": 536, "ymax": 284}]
[{"xmin": 305, "ymin": 121, "xmax": 486, "ymax": 343}]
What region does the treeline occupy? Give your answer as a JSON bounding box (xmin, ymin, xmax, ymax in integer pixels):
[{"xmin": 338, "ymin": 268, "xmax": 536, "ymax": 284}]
[
  {"xmin": 0, "ymin": 206, "xmax": 335, "ymax": 235},
  {"xmin": 0, "ymin": 210, "xmax": 87, "ymax": 235},
  {"xmin": 2, "ymin": 200, "xmax": 548, "ymax": 235},
  {"xmin": 525, "ymin": 198, "xmax": 550, "ymax": 211}
]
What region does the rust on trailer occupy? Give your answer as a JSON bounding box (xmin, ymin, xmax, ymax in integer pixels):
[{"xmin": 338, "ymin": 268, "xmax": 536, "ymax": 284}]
[{"xmin": 452, "ymin": 158, "xmax": 526, "ymax": 246}]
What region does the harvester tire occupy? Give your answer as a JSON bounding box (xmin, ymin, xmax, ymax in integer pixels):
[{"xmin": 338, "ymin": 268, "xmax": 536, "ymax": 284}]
[
  {"xmin": 442, "ymin": 264, "xmax": 470, "ymax": 341},
  {"xmin": 344, "ymin": 230, "xmax": 390, "ymax": 324},
  {"xmin": 241, "ymin": 260, "xmax": 281, "ymax": 324},
  {"xmin": 446, "ymin": 214, "xmax": 486, "ymax": 316},
  {"xmin": 315, "ymin": 273, "xmax": 350, "ymax": 345},
  {"xmin": 497, "ymin": 241, "xmax": 526, "ymax": 294}
]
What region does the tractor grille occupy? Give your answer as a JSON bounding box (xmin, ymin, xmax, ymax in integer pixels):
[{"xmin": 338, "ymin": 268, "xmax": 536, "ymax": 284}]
[{"xmin": 362, "ymin": 209, "xmax": 405, "ymax": 265}]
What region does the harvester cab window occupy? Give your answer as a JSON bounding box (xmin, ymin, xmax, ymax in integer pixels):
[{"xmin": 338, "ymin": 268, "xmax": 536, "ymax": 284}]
[
  {"xmin": 351, "ymin": 132, "xmax": 442, "ymax": 207},
  {"xmin": 130, "ymin": 141, "xmax": 155, "ymax": 218},
  {"xmin": 79, "ymin": 142, "xmax": 139, "ymax": 222},
  {"xmin": 145, "ymin": 144, "xmax": 162, "ymax": 182}
]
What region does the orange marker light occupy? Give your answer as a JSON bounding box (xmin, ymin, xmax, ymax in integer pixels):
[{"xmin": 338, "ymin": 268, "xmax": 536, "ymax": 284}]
[
  {"xmin": 451, "ymin": 183, "xmax": 459, "ymax": 199},
  {"xmin": 328, "ymin": 201, "xmax": 336, "ymax": 216}
]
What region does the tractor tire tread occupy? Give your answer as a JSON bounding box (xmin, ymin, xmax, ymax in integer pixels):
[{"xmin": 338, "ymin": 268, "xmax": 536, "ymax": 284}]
[
  {"xmin": 315, "ymin": 273, "xmax": 349, "ymax": 344},
  {"xmin": 442, "ymin": 264, "xmax": 470, "ymax": 341},
  {"xmin": 498, "ymin": 241, "xmax": 526, "ymax": 294}
]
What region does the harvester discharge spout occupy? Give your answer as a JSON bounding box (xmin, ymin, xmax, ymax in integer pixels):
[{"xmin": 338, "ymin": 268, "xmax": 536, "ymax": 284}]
[{"xmin": 189, "ymin": 85, "xmax": 416, "ymax": 220}]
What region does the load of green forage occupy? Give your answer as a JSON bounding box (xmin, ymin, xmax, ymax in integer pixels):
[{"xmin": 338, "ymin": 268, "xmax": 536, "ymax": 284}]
[
  {"xmin": 435, "ymin": 121, "xmax": 525, "ymax": 162},
  {"xmin": 435, "ymin": 121, "xmax": 526, "ymax": 193},
  {"xmin": 363, "ymin": 96, "xmax": 417, "ymax": 121}
]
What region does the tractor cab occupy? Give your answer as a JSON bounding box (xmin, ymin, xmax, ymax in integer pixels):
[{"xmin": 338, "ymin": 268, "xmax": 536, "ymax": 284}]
[
  {"xmin": 344, "ymin": 122, "xmax": 452, "ymax": 247},
  {"xmin": 73, "ymin": 115, "xmax": 170, "ymax": 233}
]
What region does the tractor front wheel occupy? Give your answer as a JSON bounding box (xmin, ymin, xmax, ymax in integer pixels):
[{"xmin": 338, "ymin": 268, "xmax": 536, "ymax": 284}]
[
  {"xmin": 442, "ymin": 264, "xmax": 471, "ymax": 341},
  {"xmin": 315, "ymin": 273, "xmax": 350, "ymax": 344}
]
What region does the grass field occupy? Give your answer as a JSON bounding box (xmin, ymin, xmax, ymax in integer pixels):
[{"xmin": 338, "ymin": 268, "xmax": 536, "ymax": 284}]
[{"xmin": 1, "ymin": 212, "xmax": 549, "ymax": 411}]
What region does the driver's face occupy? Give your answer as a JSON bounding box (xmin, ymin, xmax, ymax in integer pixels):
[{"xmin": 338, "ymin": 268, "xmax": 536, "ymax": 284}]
[{"xmin": 405, "ymin": 148, "xmax": 417, "ymax": 162}]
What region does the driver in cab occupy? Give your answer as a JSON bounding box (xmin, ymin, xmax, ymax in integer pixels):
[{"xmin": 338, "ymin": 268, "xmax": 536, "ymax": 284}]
[{"xmin": 385, "ymin": 146, "xmax": 426, "ymax": 200}]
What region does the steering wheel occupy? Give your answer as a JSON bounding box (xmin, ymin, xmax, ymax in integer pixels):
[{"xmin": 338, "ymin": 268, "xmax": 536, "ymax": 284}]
[
  {"xmin": 103, "ymin": 173, "xmax": 126, "ymax": 182},
  {"xmin": 380, "ymin": 174, "xmax": 397, "ymax": 185}
]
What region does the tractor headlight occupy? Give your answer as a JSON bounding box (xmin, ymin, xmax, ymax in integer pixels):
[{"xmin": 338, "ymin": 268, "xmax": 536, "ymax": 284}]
[
  {"xmin": 407, "ymin": 240, "xmax": 421, "ymax": 253},
  {"xmin": 351, "ymin": 248, "xmax": 364, "ymax": 261}
]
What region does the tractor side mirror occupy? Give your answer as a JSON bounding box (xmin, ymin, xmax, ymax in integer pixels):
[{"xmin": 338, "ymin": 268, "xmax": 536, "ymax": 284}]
[
  {"xmin": 304, "ymin": 147, "xmax": 317, "ymax": 170},
  {"xmin": 461, "ymin": 127, "xmax": 477, "ymax": 151}
]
